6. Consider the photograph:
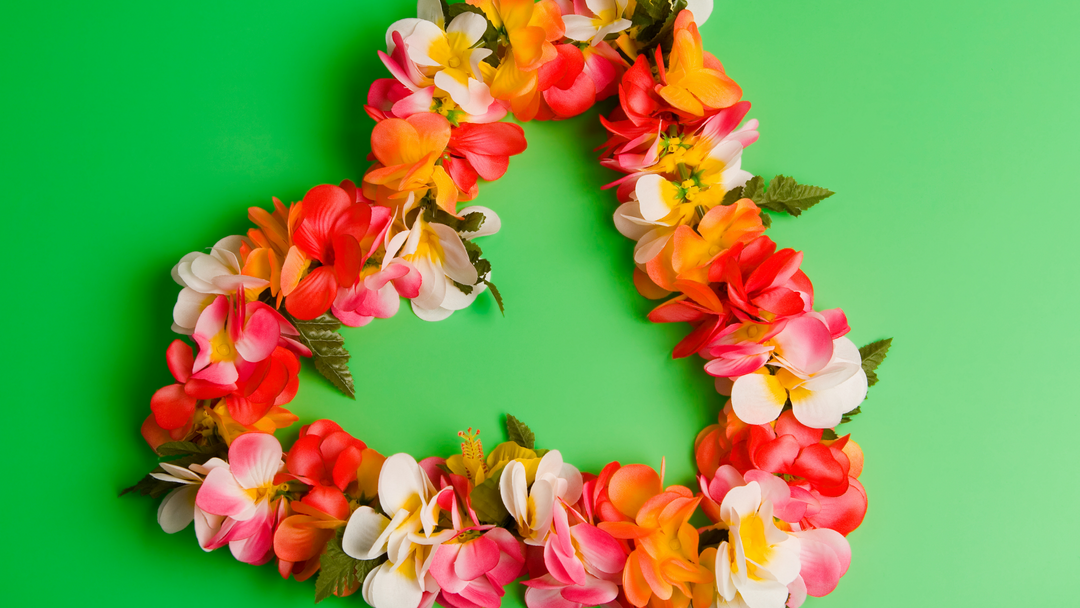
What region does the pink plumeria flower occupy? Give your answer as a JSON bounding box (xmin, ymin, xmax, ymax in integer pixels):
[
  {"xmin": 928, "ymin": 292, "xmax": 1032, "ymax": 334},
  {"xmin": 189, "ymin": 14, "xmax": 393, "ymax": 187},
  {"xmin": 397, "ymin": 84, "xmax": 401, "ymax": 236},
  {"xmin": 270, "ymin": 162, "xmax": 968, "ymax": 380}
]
[
  {"xmin": 430, "ymin": 527, "xmax": 526, "ymax": 608},
  {"xmin": 332, "ymin": 261, "xmax": 422, "ymax": 327},
  {"xmin": 342, "ymin": 453, "xmax": 457, "ymax": 608},
  {"xmin": 194, "ymin": 433, "xmax": 287, "ymax": 565},
  {"xmin": 190, "ymin": 293, "xmax": 303, "ymax": 386},
  {"xmin": 522, "ymin": 501, "xmax": 625, "ymax": 608},
  {"xmin": 500, "ymin": 450, "xmax": 584, "ymax": 546}
]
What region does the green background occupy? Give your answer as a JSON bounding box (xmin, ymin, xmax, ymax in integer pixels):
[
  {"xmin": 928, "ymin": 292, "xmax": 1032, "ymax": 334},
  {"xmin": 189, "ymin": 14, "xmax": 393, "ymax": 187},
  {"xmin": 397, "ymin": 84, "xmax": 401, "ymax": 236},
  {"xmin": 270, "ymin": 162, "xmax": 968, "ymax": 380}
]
[{"xmin": 3, "ymin": 0, "xmax": 1077, "ymax": 605}]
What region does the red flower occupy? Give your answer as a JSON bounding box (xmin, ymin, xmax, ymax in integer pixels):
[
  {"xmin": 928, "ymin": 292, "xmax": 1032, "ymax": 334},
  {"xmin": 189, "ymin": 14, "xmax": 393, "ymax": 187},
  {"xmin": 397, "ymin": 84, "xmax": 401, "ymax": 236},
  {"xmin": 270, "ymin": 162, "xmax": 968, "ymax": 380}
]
[
  {"xmin": 695, "ymin": 407, "xmax": 867, "ymax": 535},
  {"xmin": 444, "ymin": 122, "xmax": 528, "ymax": 200},
  {"xmin": 285, "ymin": 184, "xmax": 382, "ymax": 320}
]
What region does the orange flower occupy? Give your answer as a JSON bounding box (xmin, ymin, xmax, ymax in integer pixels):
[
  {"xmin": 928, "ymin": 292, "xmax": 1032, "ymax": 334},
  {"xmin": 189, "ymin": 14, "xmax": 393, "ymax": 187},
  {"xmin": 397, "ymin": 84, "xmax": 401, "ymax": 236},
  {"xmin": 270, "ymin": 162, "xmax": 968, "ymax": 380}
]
[
  {"xmin": 657, "ymin": 11, "xmax": 742, "ymax": 116},
  {"xmin": 362, "ymin": 112, "xmax": 461, "ymax": 215},
  {"xmin": 241, "ymin": 196, "xmax": 305, "ymax": 305},
  {"xmin": 597, "ymin": 465, "xmax": 712, "ymax": 608},
  {"xmin": 670, "ymin": 199, "xmax": 765, "ymax": 284},
  {"xmin": 484, "ymin": 0, "xmax": 565, "ymax": 120}
]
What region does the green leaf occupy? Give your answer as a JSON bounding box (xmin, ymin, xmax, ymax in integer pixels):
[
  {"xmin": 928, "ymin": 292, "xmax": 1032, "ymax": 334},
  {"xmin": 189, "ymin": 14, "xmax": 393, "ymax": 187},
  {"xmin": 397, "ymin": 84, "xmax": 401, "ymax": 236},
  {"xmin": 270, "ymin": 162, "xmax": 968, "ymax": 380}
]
[
  {"xmin": 156, "ymin": 441, "xmax": 222, "ymax": 457},
  {"xmin": 821, "ymin": 428, "xmax": 839, "ymax": 441},
  {"xmin": 286, "ymin": 311, "xmax": 355, "ymax": 399},
  {"xmin": 858, "ymin": 338, "xmax": 893, "ymax": 387},
  {"xmin": 470, "ymin": 465, "xmax": 510, "ymax": 525},
  {"xmin": 742, "ymin": 175, "xmax": 765, "ymax": 204},
  {"xmin": 760, "ymin": 211, "xmax": 772, "ymax": 229},
  {"xmin": 839, "ymin": 406, "xmax": 862, "ymax": 425},
  {"xmin": 639, "ymin": 0, "xmax": 687, "ymax": 52},
  {"xmin": 720, "ymin": 185, "xmax": 745, "ymax": 206},
  {"xmin": 315, "ymin": 528, "xmax": 383, "ymax": 603},
  {"xmin": 757, "ymin": 175, "xmax": 834, "ymax": 217},
  {"xmin": 424, "ymin": 205, "xmax": 486, "ymax": 235},
  {"xmin": 506, "ymin": 414, "xmax": 535, "ymax": 449},
  {"xmin": 485, "ymin": 280, "xmax": 504, "ymax": 315}
]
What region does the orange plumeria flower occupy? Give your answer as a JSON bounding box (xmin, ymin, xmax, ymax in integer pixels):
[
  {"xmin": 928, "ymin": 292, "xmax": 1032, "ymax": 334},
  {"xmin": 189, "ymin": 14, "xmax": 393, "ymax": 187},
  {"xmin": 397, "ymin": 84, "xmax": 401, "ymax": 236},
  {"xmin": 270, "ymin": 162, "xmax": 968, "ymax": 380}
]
[
  {"xmin": 482, "ymin": 0, "xmax": 565, "ymax": 120},
  {"xmin": 657, "ymin": 11, "xmax": 742, "ymax": 117},
  {"xmin": 363, "ymin": 112, "xmax": 461, "ymax": 215},
  {"xmin": 597, "ymin": 464, "xmax": 713, "ymax": 608},
  {"xmin": 671, "ymin": 198, "xmax": 765, "ymax": 284}
]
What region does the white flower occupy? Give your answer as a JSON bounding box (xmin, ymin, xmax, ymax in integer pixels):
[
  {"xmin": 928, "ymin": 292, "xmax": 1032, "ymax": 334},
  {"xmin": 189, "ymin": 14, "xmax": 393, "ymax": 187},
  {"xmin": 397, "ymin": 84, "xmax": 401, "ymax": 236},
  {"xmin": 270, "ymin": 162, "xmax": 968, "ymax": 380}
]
[
  {"xmin": 499, "ymin": 450, "xmax": 583, "ymax": 545},
  {"xmin": 385, "ymin": 206, "xmax": 501, "ymax": 322},
  {"xmin": 342, "ymin": 453, "xmax": 455, "ymax": 608},
  {"xmin": 712, "ymin": 482, "xmax": 801, "ymax": 608},
  {"xmin": 171, "ymin": 235, "xmax": 268, "ymax": 333},
  {"xmin": 563, "ymin": 0, "xmax": 633, "ymax": 46}
]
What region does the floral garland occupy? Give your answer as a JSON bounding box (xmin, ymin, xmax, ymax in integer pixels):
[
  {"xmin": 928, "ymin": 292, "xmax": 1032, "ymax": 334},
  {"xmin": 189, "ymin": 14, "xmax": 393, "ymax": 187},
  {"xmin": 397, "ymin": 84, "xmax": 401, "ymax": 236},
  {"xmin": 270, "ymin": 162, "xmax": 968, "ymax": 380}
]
[{"xmin": 124, "ymin": 2, "xmax": 893, "ymax": 608}]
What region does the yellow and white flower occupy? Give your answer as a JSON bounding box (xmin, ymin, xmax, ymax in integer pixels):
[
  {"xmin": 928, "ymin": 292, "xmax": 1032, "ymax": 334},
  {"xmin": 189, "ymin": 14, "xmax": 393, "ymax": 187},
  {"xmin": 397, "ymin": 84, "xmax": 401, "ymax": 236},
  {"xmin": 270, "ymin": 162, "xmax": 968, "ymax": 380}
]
[
  {"xmin": 562, "ymin": 0, "xmax": 633, "ymax": 46},
  {"xmin": 499, "ymin": 449, "xmax": 583, "ymax": 545}
]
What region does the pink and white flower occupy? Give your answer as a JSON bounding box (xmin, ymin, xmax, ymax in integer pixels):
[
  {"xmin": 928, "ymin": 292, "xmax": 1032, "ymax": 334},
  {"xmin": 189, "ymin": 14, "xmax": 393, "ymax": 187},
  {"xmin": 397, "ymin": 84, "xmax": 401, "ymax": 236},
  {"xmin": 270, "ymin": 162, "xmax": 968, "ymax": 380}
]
[
  {"xmin": 171, "ymin": 235, "xmax": 268, "ymax": 333},
  {"xmin": 194, "ymin": 433, "xmax": 287, "ymax": 565},
  {"xmin": 500, "ymin": 450, "xmax": 584, "ymax": 545},
  {"xmin": 430, "ymin": 527, "xmax": 526, "ymax": 608},
  {"xmin": 562, "ymin": 0, "xmax": 632, "ymax": 47}
]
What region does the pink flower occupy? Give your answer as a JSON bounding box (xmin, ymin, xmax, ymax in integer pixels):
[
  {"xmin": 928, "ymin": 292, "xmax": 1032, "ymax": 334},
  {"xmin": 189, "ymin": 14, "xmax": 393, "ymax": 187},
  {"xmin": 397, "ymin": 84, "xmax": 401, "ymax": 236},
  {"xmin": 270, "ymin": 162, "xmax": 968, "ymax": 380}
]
[
  {"xmin": 522, "ymin": 502, "xmax": 625, "ymax": 608},
  {"xmin": 194, "ymin": 433, "xmax": 287, "ymax": 565},
  {"xmin": 431, "ymin": 527, "xmax": 526, "ymax": 608},
  {"xmin": 332, "ymin": 261, "xmax": 422, "ymax": 327}
]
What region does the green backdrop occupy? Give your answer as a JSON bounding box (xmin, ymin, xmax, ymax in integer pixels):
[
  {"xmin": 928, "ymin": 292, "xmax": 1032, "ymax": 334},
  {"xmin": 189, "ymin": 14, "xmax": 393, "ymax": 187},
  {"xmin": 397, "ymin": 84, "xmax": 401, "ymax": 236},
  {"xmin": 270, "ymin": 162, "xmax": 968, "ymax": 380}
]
[{"xmin": 3, "ymin": 0, "xmax": 1078, "ymax": 605}]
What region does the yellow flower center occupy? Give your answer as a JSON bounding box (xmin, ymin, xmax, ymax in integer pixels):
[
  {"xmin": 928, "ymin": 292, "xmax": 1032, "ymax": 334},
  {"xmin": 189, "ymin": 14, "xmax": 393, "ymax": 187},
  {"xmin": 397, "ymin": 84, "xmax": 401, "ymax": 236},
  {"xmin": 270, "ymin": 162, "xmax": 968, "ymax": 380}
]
[
  {"xmin": 592, "ymin": 9, "xmax": 617, "ymax": 28},
  {"xmin": 209, "ymin": 330, "xmax": 237, "ymax": 363},
  {"xmin": 739, "ymin": 512, "xmax": 769, "ymax": 565}
]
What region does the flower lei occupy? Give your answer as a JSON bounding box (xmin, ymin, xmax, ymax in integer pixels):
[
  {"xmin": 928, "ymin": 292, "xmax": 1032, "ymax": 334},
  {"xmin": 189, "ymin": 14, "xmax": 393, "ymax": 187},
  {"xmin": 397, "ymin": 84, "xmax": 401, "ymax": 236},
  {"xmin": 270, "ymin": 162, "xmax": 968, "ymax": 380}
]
[{"xmin": 124, "ymin": 2, "xmax": 893, "ymax": 608}]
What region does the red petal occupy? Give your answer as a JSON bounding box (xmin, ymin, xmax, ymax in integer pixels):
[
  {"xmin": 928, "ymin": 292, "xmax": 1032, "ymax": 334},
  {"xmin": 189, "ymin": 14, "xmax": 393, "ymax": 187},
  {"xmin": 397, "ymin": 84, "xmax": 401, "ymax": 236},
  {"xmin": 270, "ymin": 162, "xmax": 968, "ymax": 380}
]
[
  {"xmin": 332, "ymin": 234, "xmax": 362, "ymax": 287},
  {"xmin": 150, "ymin": 384, "xmax": 198, "ymax": 430},
  {"xmin": 293, "ymin": 185, "xmax": 352, "ymax": 262},
  {"xmin": 287, "ymin": 435, "xmax": 329, "ymax": 484},
  {"xmin": 165, "ymin": 340, "xmax": 193, "ymax": 383},
  {"xmin": 285, "ymin": 266, "xmax": 337, "ymax": 320}
]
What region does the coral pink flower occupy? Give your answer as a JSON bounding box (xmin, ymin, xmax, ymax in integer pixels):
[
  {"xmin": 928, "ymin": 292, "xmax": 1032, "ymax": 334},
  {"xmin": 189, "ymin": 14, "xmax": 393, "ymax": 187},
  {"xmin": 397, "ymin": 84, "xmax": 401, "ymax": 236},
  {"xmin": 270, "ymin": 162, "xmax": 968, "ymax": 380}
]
[
  {"xmin": 443, "ymin": 121, "xmax": 528, "ymax": 200},
  {"xmin": 195, "ymin": 433, "xmax": 288, "ymax": 564},
  {"xmin": 274, "ymin": 493, "xmax": 352, "ymax": 589},
  {"xmin": 431, "ymin": 527, "xmax": 526, "ymax": 608},
  {"xmin": 331, "ymin": 261, "xmax": 422, "ymax": 327},
  {"xmin": 285, "ymin": 420, "xmax": 368, "ymax": 515},
  {"xmin": 695, "ymin": 408, "xmax": 868, "ymax": 536},
  {"xmin": 363, "ymin": 112, "xmax": 461, "ymax": 215}
]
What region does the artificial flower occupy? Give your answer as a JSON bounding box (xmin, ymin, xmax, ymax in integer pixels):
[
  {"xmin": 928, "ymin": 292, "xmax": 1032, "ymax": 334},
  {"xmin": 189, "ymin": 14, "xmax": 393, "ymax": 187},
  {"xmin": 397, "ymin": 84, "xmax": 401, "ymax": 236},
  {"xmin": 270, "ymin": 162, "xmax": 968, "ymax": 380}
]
[
  {"xmin": 342, "ymin": 453, "xmax": 457, "ymax": 608},
  {"xmin": 331, "ymin": 261, "xmax": 422, "ymax": 327},
  {"xmin": 431, "ymin": 527, "xmax": 526, "ymax": 608},
  {"xmin": 657, "ymin": 11, "xmax": 741, "ymax": 117},
  {"xmin": 242, "ymin": 196, "xmax": 304, "ymax": 305},
  {"xmin": 195, "ymin": 433, "xmax": 288, "ymax": 565},
  {"xmin": 562, "ymin": 0, "xmax": 632, "ymax": 47},
  {"xmin": 443, "ymin": 121, "xmax": 528, "ymax": 199},
  {"xmin": 500, "ymin": 450, "xmax": 583, "ymax": 545},
  {"xmin": 171, "ymin": 235, "xmax": 269, "ymax": 333},
  {"xmin": 364, "ymin": 112, "xmax": 461, "ymax": 214}
]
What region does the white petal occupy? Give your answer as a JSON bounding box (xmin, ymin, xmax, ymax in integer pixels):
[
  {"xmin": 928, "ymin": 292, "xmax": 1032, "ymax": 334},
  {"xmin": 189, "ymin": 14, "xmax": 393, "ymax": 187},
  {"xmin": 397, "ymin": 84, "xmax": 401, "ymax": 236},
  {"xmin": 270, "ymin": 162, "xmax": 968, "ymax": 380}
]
[
  {"xmin": 172, "ymin": 252, "xmax": 199, "ymax": 286},
  {"xmin": 446, "ymin": 12, "xmax": 488, "ymax": 45},
  {"xmin": 709, "ymin": 139, "xmax": 744, "ymax": 167},
  {"xmin": 734, "ymin": 578, "xmax": 790, "ymax": 608},
  {"xmin": 412, "ymin": 255, "xmax": 447, "ymax": 310},
  {"xmin": 385, "ymin": 230, "xmax": 410, "ymax": 263},
  {"xmin": 366, "ymin": 560, "xmax": 424, "ymax": 608},
  {"xmin": 379, "ymin": 453, "xmax": 428, "ymax": 516},
  {"xmin": 343, "ymin": 506, "xmax": 395, "ymax": 560},
  {"xmin": 457, "ymin": 205, "xmax": 502, "ymax": 238},
  {"xmin": 730, "ymin": 374, "xmax": 787, "ymax": 425},
  {"xmin": 405, "ymin": 20, "xmax": 446, "ymax": 67},
  {"xmin": 157, "ymin": 485, "xmax": 197, "ymax": 534},
  {"xmin": 635, "ymin": 174, "xmax": 674, "ymax": 222},
  {"xmin": 432, "ymin": 223, "xmax": 479, "ymax": 285},
  {"xmin": 614, "ymin": 202, "xmax": 651, "ymax": 241},
  {"xmin": 177, "ymin": 256, "xmax": 217, "ymax": 294},
  {"xmin": 558, "ymin": 463, "xmax": 583, "ymax": 505},
  {"xmin": 173, "ymin": 287, "xmax": 212, "ymax": 331},
  {"xmin": 535, "ymin": 450, "xmax": 564, "ymax": 482},
  {"xmin": 685, "ymin": 0, "xmax": 714, "ymax": 26},
  {"xmin": 719, "ymin": 482, "xmax": 762, "ymax": 522},
  {"xmin": 633, "ymin": 228, "xmax": 672, "ymax": 264},
  {"xmin": 211, "ymin": 235, "xmax": 246, "ymax": 272},
  {"xmin": 412, "ymin": 300, "xmax": 455, "ymax": 322},
  {"xmin": 386, "ymin": 18, "xmax": 427, "ymax": 54},
  {"xmin": 161, "ymin": 462, "xmax": 204, "ymax": 481},
  {"xmin": 417, "ymin": 0, "xmax": 445, "ymax": 27},
  {"xmin": 441, "ymin": 278, "xmax": 482, "ymax": 311},
  {"xmin": 189, "ymin": 254, "xmax": 233, "ymax": 290},
  {"xmin": 562, "ymin": 15, "xmax": 598, "ymax": 42},
  {"xmin": 500, "ymin": 460, "xmax": 528, "ymax": 523},
  {"xmin": 762, "ymin": 535, "xmax": 801, "ymax": 586},
  {"xmin": 791, "ymin": 369, "xmax": 867, "ymax": 429}
]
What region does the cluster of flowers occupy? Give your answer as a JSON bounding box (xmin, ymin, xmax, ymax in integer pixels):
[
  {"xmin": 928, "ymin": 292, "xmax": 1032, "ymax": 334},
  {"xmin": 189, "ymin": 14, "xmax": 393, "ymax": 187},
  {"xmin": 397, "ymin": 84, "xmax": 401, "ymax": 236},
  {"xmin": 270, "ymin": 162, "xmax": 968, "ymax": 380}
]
[
  {"xmin": 132, "ymin": 2, "xmax": 886, "ymax": 608},
  {"xmin": 150, "ymin": 415, "xmax": 859, "ymax": 608}
]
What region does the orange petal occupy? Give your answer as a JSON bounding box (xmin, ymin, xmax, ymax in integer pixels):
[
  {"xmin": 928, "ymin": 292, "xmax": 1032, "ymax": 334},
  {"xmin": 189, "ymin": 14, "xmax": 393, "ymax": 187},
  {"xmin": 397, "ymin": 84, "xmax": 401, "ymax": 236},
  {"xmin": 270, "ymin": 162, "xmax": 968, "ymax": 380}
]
[
  {"xmin": 609, "ymin": 464, "xmax": 663, "ymax": 519},
  {"xmin": 279, "ymin": 246, "xmax": 310, "ymax": 297}
]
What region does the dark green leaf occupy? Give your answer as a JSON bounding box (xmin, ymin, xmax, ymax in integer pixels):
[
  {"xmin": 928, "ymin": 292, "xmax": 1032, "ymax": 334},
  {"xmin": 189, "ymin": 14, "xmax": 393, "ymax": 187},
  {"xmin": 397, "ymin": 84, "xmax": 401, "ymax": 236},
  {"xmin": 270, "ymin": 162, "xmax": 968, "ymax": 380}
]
[
  {"xmin": 156, "ymin": 441, "xmax": 222, "ymax": 457},
  {"xmin": 720, "ymin": 185, "xmax": 745, "ymax": 206},
  {"xmin": 485, "ymin": 280, "xmax": 504, "ymax": 315},
  {"xmin": 506, "ymin": 414, "xmax": 535, "ymax": 449},
  {"xmin": 470, "ymin": 465, "xmax": 510, "ymax": 525},
  {"xmin": 757, "ymin": 175, "xmax": 834, "ymax": 217},
  {"xmin": 120, "ymin": 441, "xmax": 226, "ymax": 498},
  {"xmin": 424, "ymin": 205, "xmax": 486, "ymax": 235},
  {"xmin": 760, "ymin": 211, "xmax": 772, "ymax": 229},
  {"xmin": 698, "ymin": 527, "xmax": 729, "ymax": 547},
  {"xmin": 119, "ymin": 473, "xmax": 175, "ymax": 499},
  {"xmin": 839, "ymin": 406, "xmax": 862, "ymax": 425},
  {"xmin": 286, "ymin": 311, "xmax": 355, "ymax": 399},
  {"xmin": 315, "ymin": 528, "xmax": 383, "ymax": 603},
  {"xmin": 821, "ymin": 428, "xmax": 839, "ymax": 441},
  {"xmin": 859, "ymin": 338, "xmax": 892, "ymax": 387},
  {"xmin": 742, "ymin": 175, "xmax": 765, "ymax": 204},
  {"xmin": 639, "ymin": 0, "xmax": 687, "ymax": 52}
]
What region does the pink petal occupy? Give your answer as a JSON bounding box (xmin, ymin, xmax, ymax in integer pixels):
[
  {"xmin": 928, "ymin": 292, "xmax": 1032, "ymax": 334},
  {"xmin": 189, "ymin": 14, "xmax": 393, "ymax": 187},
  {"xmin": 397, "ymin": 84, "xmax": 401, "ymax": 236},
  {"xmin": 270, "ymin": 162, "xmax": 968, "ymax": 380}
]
[
  {"xmin": 430, "ymin": 543, "xmax": 468, "ymax": 593},
  {"xmin": 795, "ymin": 530, "xmax": 846, "ymax": 597},
  {"xmin": 561, "ymin": 575, "xmax": 619, "ymax": 605},
  {"xmin": 819, "ymin": 308, "xmax": 850, "ymax": 338},
  {"xmin": 456, "ymin": 535, "xmax": 501, "ymax": 582},
  {"xmin": 234, "ymin": 306, "xmax": 280, "ymax": 362},
  {"xmin": 196, "ymin": 467, "xmax": 255, "ymax": 519},
  {"xmin": 569, "ymin": 524, "xmax": 625, "ymax": 575},
  {"xmin": 772, "ymin": 315, "xmax": 834, "ymax": 375},
  {"xmin": 227, "ymin": 432, "xmax": 282, "ymax": 489}
]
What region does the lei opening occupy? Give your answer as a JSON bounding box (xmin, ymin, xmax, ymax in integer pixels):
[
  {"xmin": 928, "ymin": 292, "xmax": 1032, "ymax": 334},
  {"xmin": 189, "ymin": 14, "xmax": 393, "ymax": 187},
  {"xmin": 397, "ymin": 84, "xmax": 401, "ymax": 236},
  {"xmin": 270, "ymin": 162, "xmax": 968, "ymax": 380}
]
[{"xmin": 124, "ymin": 2, "xmax": 893, "ymax": 607}]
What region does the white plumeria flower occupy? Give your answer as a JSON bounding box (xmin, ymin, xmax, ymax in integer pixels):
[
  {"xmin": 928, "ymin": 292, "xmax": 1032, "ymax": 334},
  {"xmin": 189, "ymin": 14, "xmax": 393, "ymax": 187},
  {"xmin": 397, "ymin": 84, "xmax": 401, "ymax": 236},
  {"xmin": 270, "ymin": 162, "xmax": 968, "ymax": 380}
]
[
  {"xmin": 171, "ymin": 235, "xmax": 268, "ymax": 334},
  {"xmin": 713, "ymin": 481, "xmax": 801, "ymax": 608},
  {"xmin": 393, "ymin": 11, "xmax": 493, "ymax": 116},
  {"xmin": 151, "ymin": 462, "xmax": 213, "ymax": 534},
  {"xmin": 342, "ymin": 453, "xmax": 456, "ymax": 608},
  {"xmin": 385, "ymin": 206, "xmax": 500, "ymax": 322},
  {"xmin": 499, "ymin": 450, "xmax": 583, "ymax": 545},
  {"xmin": 731, "ymin": 337, "xmax": 868, "ymax": 429},
  {"xmin": 563, "ymin": 0, "xmax": 633, "ymax": 46}
]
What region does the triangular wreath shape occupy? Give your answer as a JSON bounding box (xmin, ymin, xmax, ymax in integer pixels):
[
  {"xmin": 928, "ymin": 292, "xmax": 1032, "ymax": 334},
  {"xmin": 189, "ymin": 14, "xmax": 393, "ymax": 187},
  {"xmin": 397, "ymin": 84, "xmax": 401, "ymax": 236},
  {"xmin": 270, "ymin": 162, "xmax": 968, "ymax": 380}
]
[{"xmin": 124, "ymin": 2, "xmax": 892, "ymax": 608}]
